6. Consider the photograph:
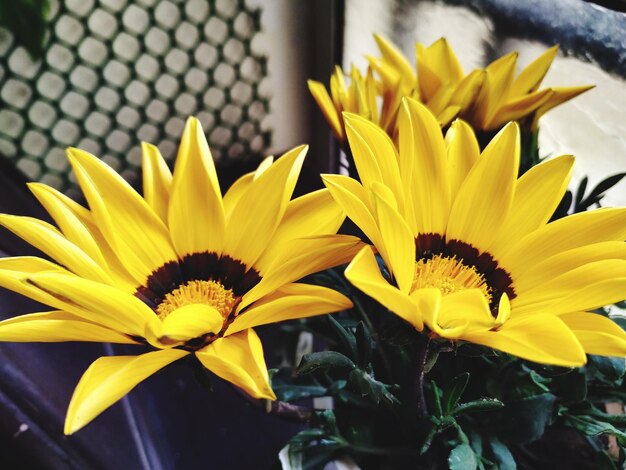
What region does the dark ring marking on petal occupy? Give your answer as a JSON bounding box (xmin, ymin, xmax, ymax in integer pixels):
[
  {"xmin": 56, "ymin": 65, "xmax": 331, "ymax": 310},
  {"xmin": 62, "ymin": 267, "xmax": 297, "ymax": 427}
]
[
  {"xmin": 414, "ymin": 233, "xmax": 516, "ymax": 315},
  {"xmin": 134, "ymin": 252, "xmax": 262, "ymax": 308}
]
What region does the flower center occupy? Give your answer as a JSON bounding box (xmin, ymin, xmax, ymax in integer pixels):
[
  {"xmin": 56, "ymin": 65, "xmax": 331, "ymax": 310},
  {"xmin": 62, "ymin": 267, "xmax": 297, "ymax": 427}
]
[
  {"xmin": 156, "ymin": 280, "xmax": 239, "ymax": 321},
  {"xmin": 412, "ymin": 254, "xmax": 492, "ymax": 302}
]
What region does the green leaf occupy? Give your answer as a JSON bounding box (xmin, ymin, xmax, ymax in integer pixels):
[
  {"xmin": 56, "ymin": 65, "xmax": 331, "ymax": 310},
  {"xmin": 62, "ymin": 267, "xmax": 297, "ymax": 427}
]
[
  {"xmin": 0, "ymin": 0, "xmax": 50, "ymax": 58},
  {"xmin": 348, "ymin": 369, "xmax": 400, "ymax": 406},
  {"xmin": 327, "ymin": 315, "xmax": 358, "ymax": 361},
  {"xmin": 453, "ymin": 398, "xmax": 504, "ymax": 416},
  {"xmin": 488, "ymin": 437, "xmax": 516, "ymax": 470},
  {"xmin": 355, "ymin": 321, "xmax": 372, "ymax": 368},
  {"xmin": 273, "ymin": 384, "xmax": 328, "ymax": 402},
  {"xmin": 448, "ymin": 443, "xmax": 478, "ymax": 470},
  {"xmin": 566, "ymin": 414, "xmax": 626, "ymax": 446},
  {"xmin": 574, "ymin": 176, "xmax": 588, "ymax": 211},
  {"xmin": 297, "ymin": 351, "xmax": 356, "ymax": 375},
  {"xmin": 494, "ymin": 393, "xmax": 556, "ymax": 444},
  {"xmin": 444, "ymin": 373, "xmax": 470, "ymax": 415},
  {"xmin": 588, "ymin": 354, "xmax": 626, "ymax": 382},
  {"xmin": 579, "ymin": 173, "xmax": 626, "ymax": 210}
]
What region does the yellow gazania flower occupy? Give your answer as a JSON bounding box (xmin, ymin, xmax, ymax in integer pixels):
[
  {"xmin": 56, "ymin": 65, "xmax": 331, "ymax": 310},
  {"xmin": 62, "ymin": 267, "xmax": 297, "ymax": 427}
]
[
  {"xmin": 308, "ymin": 65, "xmax": 387, "ymax": 142},
  {"xmin": 322, "ymin": 100, "xmax": 626, "ymax": 367},
  {"xmin": 0, "ymin": 117, "xmax": 361, "ymax": 434},
  {"xmin": 370, "ymin": 34, "xmax": 593, "ymax": 131}
]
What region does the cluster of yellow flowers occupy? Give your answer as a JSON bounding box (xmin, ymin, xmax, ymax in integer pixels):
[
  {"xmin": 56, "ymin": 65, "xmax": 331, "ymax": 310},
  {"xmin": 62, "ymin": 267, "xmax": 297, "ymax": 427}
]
[
  {"xmin": 0, "ymin": 37, "xmax": 623, "ymax": 436},
  {"xmin": 309, "ymin": 35, "xmax": 593, "ymax": 143}
]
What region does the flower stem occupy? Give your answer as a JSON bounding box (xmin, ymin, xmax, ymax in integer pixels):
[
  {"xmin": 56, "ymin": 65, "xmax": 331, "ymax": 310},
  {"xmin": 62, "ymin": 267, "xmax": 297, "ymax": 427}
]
[{"xmin": 413, "ymin": 335, "xmax": 430, "ymax": 416}]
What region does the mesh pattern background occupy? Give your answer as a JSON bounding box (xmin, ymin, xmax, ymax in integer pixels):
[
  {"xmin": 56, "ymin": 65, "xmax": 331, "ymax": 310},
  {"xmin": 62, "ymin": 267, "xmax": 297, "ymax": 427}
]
[{"xmin": 0, "ymin": 0, "xmax": 270, "ymax": 198}]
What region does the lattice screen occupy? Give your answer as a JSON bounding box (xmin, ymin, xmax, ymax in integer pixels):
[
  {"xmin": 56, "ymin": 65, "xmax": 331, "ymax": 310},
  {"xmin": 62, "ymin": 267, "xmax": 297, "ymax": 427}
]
[{"xmin": 0, "ymin": 0, "xmax": 270, "ymax": 198}]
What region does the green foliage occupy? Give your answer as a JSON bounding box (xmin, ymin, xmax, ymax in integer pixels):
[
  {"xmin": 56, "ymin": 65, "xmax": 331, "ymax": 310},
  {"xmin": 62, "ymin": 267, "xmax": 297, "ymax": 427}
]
[{"xmin": 0, "ymin": 0, "xmax": 49, "ymax": 58}]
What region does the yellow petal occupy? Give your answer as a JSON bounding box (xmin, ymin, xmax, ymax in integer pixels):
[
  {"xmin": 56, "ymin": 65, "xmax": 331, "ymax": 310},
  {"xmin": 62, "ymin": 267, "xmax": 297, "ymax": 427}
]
[
  {"xmin": 514, "ymin": 259, "xmax": 626, "ymax": 309},
  {"xmin": 227, "ymin": 283, "xmax": 351, "ymax": 335},
  {"xmin": 345, "ymin": 246, "xmax": 423, "ymax": 330},
  {"xmin": 151, "ymin": 304, "xmax": 223, "ymax": 346},
  {"xmin": 489, "ymin": 155, "xmax": 573, "ymax": 258},
  {"xmin": 371, "ymin": 184, "xmax": 415, "ymax": 293},
  {"xmin": 509, "ymin": 45, "xmax": 559, "ymax": 96},
  {"xmin": 242, "ymin": 234, "xmax": 363, "ymax": 309},
  {"xmin": 438, "ymin": 289, "xmax": 494, "ymax": 334},
  {"xmin": 256, "ymin": 189, "xmax": 345, "ymax": 272},
  {"xmin": 518, "ymin": 241, "xmax": 626, "ymax": 293},
  {"xmin": 445, "ymin": 119, "xmax": 480, "ymax": 199},
  {"xmin": 426, "ymin": 38, "xmax": 464, "ymax": 84},
  {"xmin": 489, "ymin": 88, "xmax": 553, "ymax": 129},
  {"xmin": 462, "ymin": 314, "xmax": 586, "ymax": 367},
  {"xmin": 446, "ymin": 122, "xmax": 519, "ymax": 251},
  {"xmin": 343, "ymin": 113, "xmax": 405, "ymax": 214},
  {"xmin": 169, "ymin": 116, "xmax": 225, "ymax": 258},
  {"xmin": 224, "ymin": 146, "xmax": 306, "ymax": 268},
  {"xmin": 65, "ymin": 349, "xmax": 189, "ymax": 434},
  {"xmin": 68, "ymin": 148, "xmax": 177, "ymax": 285},
  {"xmin": 322, "ymin": 174, "xmax": 383, "ymax": 248},
  {"xmin": 400, "ymin": 98, "xmax": 450, "ymax": 235},
  {"xmin": 532, "ymin": 85, "xmax": 594, "ymax": 128},
  {"xmin": 0, "ymin": 310, "xmax": 136, "ymax": 343},
  {"xmin": 0, "ymin": 257, "xmax": 70, "ymax": 307},
  {"xmin": 501, "ymin": 208, "xmax": 626, "ymax": 277},
  {"xmin": 28, "ymin": 183, "xmax": 107, "ymax": 269},
  {"xmin": 559, "ymin": 312, "xmax": 626, "ymax": 357},
  {"xmin": 0, "ymin": 215, "xmax": 111, "ymax": 284},
  {"xmin": 308, "ymin": 79, "xmax": 344, "ymax": 141},
  {"xmin": 474, "ymin": 52, "xmax": 518, "ymax": 129},
  {"xmin": 195, "ymin": 329, "xmax": 275, "ymax": 400},
  {"xmin": 223, "ymin": 172, "xmax": 254, "ymax": 220},
  {"xmin": 373, "ymin": 34, "xmax": 415, "ymax": 84},
  {"xmin": 450, "ymin": 69, "xmax": 485, "ymax": 112},
  {"xmin": 141, "ymin": 142, "xmax": 172, "ymax": 224},
  {"xmin": 27, "ymin": 272, "xmax": 159, "ymax": 338}
]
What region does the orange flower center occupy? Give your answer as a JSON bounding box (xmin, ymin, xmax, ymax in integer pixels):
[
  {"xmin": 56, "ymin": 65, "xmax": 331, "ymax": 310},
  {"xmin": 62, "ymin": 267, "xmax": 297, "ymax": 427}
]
[
  {"xmin": 412, "ymin": 254, "xmax": 492, "ymax": 302},
  {"xmin": 156, "ymin": 280, "xmax": 239, "ymax": 321}
]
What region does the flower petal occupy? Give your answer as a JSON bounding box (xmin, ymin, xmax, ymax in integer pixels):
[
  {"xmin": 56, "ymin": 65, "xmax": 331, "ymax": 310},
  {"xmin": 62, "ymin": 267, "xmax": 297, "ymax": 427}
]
[
  {"xmin": 371, "ymin": 184, "xmax": 415, "ymax": 293},
  {"xmin": 400, "ymin": 98, "xmax": 450, "ymax": 235},
  {"xmin": 489, "ymin": 155, "xmax": 573, "ymax": 258},
  {"xmin": 509, "ymin": 45, "xmax": 559, "ymax": 95},
  {"xmin": 28, "ymin": 183, "xmax": 107, "ymax": 269},
  {"xmin": 150, "ymin": 304, "xmax": 223, "ymax": 346},
  {"xmin": 445, "ymin": 119, "xmax": 480, "ymax": 200},
  {"xmin": 27, "ymin": 272, "xmax": 159, "ymax": 338},
  {"xmin": 501, "ymin": 208, "xmax": 626, "ymax": 277},
  {"xmin": 195, "ymin": 329, "xmax": 275, "ymax": 400},
  {"xmin": 169, "ymin": 117, "xmax": 225, "ymax": 258},
  {"xmin": 65, "ymin": 349, "xmax": 189, "ymax": 434},
  {"xmin": 224, "ymin": 146, "xmax": 307, "ymax": 268},
  {"xmin": 242, "ymin": 235, "xmax": 363, "ymax": 309},
  {"xmin": 227, "ymin": 283, "xmax": 351, "ymax": 335},
  {"xmin": 345, "ymin": 246, "xmax": 423, "ymax": 330},
  {"xmin": 308, "ymin": 79, "xmax": 343, "ymax": 140},
  {"xmin": 446, "ymin": 122, "xmax": 519, "ymax": 252},
  {"xmin": 0, "ymin": 310, "xmax": 136, "ymax": 343},
  {"xmin": 321, "ymin": 174, "xmax": 384, "ymax": 248},
  {"xmin": 68, "ymin": 148, "xmax": 177, "ymax": 285},
  {"xmin": 462, "ymin": 314, "xmax": 586, "ymax": 367},
  {"xmin": 141, "ymin": 142, "xmax": 172, "ymax": 224},
  {"xmin": 0, "ymin": 215, "xmax": 111, "ymax": 283},
  {"xmin": 256, "ymin": 189, "xmax": 345, "ymax": 272},
  {"xmin": 559, "ymin": 312, "xmax": 626, "ymax": 357}
]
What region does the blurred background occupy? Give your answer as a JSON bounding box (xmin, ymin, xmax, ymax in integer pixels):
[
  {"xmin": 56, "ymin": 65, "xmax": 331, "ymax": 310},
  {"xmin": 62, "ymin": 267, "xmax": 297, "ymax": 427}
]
[{"xmin": 0, "ymin": 0, "xmax": 624, "ymax": 468}]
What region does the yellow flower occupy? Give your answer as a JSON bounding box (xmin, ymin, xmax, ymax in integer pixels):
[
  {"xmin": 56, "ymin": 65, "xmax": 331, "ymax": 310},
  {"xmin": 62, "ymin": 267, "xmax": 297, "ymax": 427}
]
[
  {"xmin": 311, "ymin": 34, "xmax": 593, "ymax": 144},
  {"xmin": 371, "ymin": 34, "xmax": 593, "ymax": 131},
  {"xmin": 322, "ymin": 100, "xmax": 626, "ymax": 367},
  {"xmin": 0, "ymin": 117, "xmax": 360, "ymax": 434}
]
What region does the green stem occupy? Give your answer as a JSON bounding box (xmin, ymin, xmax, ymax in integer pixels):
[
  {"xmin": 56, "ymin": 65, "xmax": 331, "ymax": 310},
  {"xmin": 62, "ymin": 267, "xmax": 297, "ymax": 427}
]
[
  {"xmin": 352, "ymin": 294, "xmax": 393, "ymax": 379},
  {"xmin": 413, "ymin": 335, "xmax": 430, "ymax": 416}
]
